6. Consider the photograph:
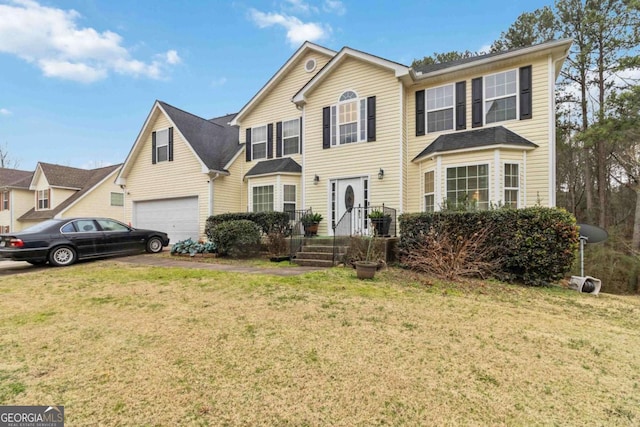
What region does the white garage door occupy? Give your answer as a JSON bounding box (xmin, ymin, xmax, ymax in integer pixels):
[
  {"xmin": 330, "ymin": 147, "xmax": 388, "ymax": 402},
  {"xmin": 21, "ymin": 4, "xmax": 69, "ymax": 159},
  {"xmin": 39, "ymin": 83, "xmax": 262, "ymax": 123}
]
[{"xmin": 134, "ymin": 197, "xmax": 199, "ymax": 244}]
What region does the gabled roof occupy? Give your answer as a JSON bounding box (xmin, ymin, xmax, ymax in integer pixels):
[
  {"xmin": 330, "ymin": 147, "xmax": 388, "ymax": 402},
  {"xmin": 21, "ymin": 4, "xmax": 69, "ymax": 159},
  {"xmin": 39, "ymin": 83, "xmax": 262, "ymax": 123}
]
[
  {"xmin": 19, "ymin": 164, "xmax": 122, "ymax": 221},
  {"xmin": 0, "ymin": 168, "xmax": 33, "ymax": 189},
  {"xmin": 293, "ymin": 46, "xmax": 411, "ymax": 105},
  {"xmin": 244, "ymin": 158, "xmax": 302, "ymax": 179},
  {"xmin": 412, "ymin": 126, "xmax": 538, "ymax": 162},
  {"xmin": 230, "ymin": 41, "xmax": 336, "ymax": 125},
  {"xmin": 116, "ymin": 100, "xmax": 242, "ymax": 184},
  {"xmin": 158, "ymin": 101, "xmax": 241, "ymax": 171},
  {"xmin": 31, "ymin": 162, "xmax": 95, "ymax": 190}
]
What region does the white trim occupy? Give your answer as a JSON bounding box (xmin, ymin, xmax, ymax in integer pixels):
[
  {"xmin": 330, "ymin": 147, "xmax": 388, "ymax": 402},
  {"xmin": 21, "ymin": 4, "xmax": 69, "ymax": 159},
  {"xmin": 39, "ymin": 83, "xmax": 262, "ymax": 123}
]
[
  {"xmin": 243, "ymin": 171, "xmax": 301, "ymax": 181},
  {"xmin": 282, "ymin": 183, "xmax": 297, "ymax": 213},
  {"xmin": 222, "ymin": 146, "xmax": 245, "ymax": 171},
  {"xmin": 281, "ymin": 117, "xmax": 301, "ymax": 157},
  {"xmin": 444, "ymin": 162, "xmax": 491, "ymax": 209},
  {"xmin": 293, "ymin": 47, "xmax": 410, "ymax": 105},
  {"xmin": 435, "ymin": 156, "xmax": 442, "ymax": 211},
  {"xmin": 423, "ymin": 169, "xmax": 435, "ymax": 212},
  {"xmin": 50, "ymin": 185, "xmax": 82, "ymax": 191},
  {"xmin": 232, "ymin": 42, "xmax": 336, "ymax": 125},
  {"xmin": 549, "ymin": 53, "xmax": 564, "ymax": 207},
  {"xmin": 398, "ymin": 81, "xmax": 404, "ymax": 213},
  {"xmin": 493, "ymin": 149, "xmax": 500, "ymax": 206},
  {"xmin": 248, "ymin": 183, "xmax": 276, "ymax": 213},
  {"xmin": 330, "ymin": 92, "xmax": 368, "ymax": 146},
  {"xmin": 301, "ymin": 106, "xmax": 306, "ymax": 210},
  {"xmin": 523, "ymin": 151, "xmax": 528, "ymax": 207},
  {"xmin": 250, "ymin": 124, "xmax": 269, "ymax": 161}
]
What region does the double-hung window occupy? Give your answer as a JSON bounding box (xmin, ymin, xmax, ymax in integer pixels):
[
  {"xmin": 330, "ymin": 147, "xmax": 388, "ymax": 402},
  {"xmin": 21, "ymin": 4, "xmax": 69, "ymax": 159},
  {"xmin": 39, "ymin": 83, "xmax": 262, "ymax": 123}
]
[
  {"xmin": 37, "ymin": 189, "xmax": 49, "ymax": 210},
  {"xmin": 485, "ymin": 70, "xmax": 517, "ymax": 124},
  {"xmin": 155, "ymin": 129, "xmax": 169, "ymax": 162},
  {"xmin": 426, "ymin": 84, "xmax": 454, "ymax": 133},
  {"xmin": 252, "ymin": 185, "xmax": 274, "ymax": 212},
  {"xmin": 331, "ymin": 91, "xmax": 367, "ymax": 145},
  {"xmin": 110, "ymin": 192, "xmax": 124, "ymax": 207},
  {"xmin": 1, "ymin": 191, "xmax": 9, "ymax": 210},
  {"xmin": 424, "ymin": 171, "xmax": 435, "ymax": 212},
  {"xmin": 252, "ymin": 125, "xmax": 267, "ymax": 160},
  {"xmin": 446, "ymin": 164, "xmax": 489, "ymax": 210},
  {"xmin": 504, "ymin": 163, "xmax": 519, "ymax": 208},
  {"xmin": 282, "ymin": 119, "xmax": 300, "ymax": 155},
  {"xmin": 283, "ymin": 185, "xmax": 296, "ymax": 219}
]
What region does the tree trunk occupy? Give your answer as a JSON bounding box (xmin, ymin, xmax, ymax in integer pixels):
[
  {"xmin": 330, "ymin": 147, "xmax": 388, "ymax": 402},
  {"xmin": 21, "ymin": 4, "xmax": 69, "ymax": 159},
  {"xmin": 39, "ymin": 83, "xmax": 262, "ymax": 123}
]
[{"xmin": 633, "ymin": 186, "xmax": 640, "ymax": 252}]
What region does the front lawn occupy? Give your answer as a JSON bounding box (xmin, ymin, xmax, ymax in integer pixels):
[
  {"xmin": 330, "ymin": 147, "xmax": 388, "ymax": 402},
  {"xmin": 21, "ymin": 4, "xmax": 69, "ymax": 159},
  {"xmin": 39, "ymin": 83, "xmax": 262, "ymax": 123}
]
[{"xmin": 1, "ymin": 262, "xmax": 639, "ymax": 425}]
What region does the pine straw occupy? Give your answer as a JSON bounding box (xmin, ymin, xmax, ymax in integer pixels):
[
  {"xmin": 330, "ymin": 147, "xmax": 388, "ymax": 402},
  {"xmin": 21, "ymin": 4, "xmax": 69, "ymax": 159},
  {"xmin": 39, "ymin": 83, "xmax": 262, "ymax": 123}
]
[{"xmin": 1, "ymin": 262, "xmax": 639, "ymax": 426}]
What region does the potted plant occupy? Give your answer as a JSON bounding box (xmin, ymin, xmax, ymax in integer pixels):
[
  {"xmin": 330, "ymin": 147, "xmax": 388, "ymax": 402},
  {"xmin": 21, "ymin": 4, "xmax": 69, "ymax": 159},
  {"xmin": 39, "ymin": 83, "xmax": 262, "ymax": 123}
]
[
  {"xmin": 354, "ymin": 236, "xmax": 379, "ymax": 280},
  {"xmin": 368, "ymin": 210, "xmax": 392, "ymax": 237},
  {"xmin": 301, "ymin": 213, "xmax": 323, "ymax": 237}
]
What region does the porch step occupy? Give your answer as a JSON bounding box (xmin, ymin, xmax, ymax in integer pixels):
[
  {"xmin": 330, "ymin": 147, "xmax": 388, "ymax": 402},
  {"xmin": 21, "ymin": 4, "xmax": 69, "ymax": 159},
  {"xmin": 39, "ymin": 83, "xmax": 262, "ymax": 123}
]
[{"xmin": 292, "ymin": 258, "xmax": 335, "ymax": 268}]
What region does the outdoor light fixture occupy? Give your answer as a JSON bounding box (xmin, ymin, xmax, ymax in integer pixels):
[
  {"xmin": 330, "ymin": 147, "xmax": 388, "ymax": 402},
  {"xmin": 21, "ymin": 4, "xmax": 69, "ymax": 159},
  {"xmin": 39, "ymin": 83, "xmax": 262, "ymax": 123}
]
[
  {"xmin": 378, "ymin": 168, "xmax": 384, "ymax": 180},
  {"xmin": 314, "ymin": 174, "xmax": 320, "ymax": 184}
]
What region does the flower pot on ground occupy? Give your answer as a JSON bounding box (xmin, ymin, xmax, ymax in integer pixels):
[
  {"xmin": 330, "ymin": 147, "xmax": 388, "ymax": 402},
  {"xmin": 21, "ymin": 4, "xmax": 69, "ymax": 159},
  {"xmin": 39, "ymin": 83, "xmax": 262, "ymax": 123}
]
[
  {"xmin": 355, "ymin": 261, "xmax": 377, "ymax": 279},
  {"xmin": 301, "ymin": 213, "xmax": 323, "ymax": 237}
]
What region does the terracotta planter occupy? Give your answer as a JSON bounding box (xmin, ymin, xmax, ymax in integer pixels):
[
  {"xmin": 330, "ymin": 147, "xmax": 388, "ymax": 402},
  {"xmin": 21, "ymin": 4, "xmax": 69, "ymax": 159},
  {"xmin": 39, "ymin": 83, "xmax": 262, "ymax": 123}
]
[
  {"xmin": 304, "ymin": 223, "xmax": 319, "ymax": 237},
  {"xmin": 355, "ymin": 261, "xmax": 377, "ymax": 279}
]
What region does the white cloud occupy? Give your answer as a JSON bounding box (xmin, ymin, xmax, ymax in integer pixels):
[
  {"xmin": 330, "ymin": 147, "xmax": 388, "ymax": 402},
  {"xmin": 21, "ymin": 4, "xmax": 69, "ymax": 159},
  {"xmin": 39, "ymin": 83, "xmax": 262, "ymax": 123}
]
[
  {"xmin": 323, "ymin": 0, "xmax": 345, "ymax": 16},
  {"xmin": 0, "ymin": 108, "xmax": 11, "ymax": 116},
  {"xmin": 0, "ymin": 0, "xmax": 180, "ymax": 83},
  {"xmin": 249, "ymin": 8, "xmax": 330, "ymax": 46},
  {"xmin": 477, "ymin": 44, "xmax": 492, "ymax": 54},
  {"xmin": 284, "ymin": 0, "xmax": 317, "ymax": 14}
]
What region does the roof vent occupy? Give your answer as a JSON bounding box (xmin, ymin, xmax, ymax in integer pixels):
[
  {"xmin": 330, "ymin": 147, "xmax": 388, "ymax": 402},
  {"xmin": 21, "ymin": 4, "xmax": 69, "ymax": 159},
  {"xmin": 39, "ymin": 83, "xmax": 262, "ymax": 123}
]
[{"xmin": 304, "ymin": 58, "xmax": 317, "ymax": 73}]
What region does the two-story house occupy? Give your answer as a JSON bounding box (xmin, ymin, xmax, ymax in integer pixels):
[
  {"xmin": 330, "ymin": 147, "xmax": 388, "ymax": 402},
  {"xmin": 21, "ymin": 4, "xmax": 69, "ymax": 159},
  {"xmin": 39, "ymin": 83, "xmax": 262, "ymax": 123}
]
[
  {"xmin": 116, "ymin": 38, "xmax": 572, "ymax": 242},
  {"xmin": 0, "ymin": 168, "xmax": 34, "ymax": 232}
]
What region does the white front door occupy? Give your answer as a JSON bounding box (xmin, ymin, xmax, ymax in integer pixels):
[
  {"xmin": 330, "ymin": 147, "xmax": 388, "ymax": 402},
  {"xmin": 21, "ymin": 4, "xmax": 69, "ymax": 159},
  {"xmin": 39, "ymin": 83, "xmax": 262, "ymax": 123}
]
[{"xmin": 331, "ymin": 177, "xmax": 368, "ymax": 235}]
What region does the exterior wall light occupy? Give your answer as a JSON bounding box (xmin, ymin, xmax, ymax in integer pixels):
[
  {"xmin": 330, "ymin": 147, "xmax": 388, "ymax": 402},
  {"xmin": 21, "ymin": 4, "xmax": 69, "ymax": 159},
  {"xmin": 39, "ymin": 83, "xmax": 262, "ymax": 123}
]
[
  {"xmin": 378, "ymin": 168, "xmax": 384, "ymax": 180},
  {"xmin": 314, "ymin": 175, "xmax": 320, "ymax": 184}
]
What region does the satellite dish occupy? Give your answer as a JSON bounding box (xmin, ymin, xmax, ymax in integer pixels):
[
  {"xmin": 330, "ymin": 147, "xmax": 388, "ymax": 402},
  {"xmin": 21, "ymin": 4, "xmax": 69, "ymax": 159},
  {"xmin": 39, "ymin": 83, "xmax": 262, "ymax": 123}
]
[{"xmin": 577, "ymin": 223, "xmax": 608, "ymax": 243}]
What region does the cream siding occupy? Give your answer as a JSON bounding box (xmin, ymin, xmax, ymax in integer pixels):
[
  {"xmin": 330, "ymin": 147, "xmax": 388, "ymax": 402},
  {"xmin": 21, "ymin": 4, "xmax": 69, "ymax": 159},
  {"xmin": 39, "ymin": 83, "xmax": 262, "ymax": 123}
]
[
  {"xmin": 239, "ymin": 51, "xmax": 332, "ymax": 180},
  {"xmin": 10, "ymin": 190, "xmax": 34, "ymax": 231},
  {"xmin": 406, "ymin": 55, "xmax": 551, "ymax": 212},
  {"xmin": 123, "ymin": 111, "xmax": 211, "ymax": 240},
  {"xmin": 61, "ymin": 174, "xmax": 125, "ymax": 221},
  {"xmin": 303, "ymin": 57, "xmax": 403, "ymax": 235},
  {"xmin": 246, "ymin": 175, "xmax": 302, "ymax": 212},
  {"xmin": 212, "ymin": 154, "xmax": 245, "ymax": 215}
]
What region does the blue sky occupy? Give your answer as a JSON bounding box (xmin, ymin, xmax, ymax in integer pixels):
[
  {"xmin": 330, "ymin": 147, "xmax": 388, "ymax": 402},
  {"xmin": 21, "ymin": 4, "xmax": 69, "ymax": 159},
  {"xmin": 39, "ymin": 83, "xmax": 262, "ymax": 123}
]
[{"xmin": 0, "ymin": 0, "xmax": 553, "ymax": 171}]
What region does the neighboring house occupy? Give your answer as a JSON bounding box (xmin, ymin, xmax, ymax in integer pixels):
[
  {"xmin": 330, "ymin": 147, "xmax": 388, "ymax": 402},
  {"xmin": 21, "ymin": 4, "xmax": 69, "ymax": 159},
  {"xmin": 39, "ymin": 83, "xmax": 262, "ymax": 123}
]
[
  {"xmin": 0, "ymin": 168, "xmax": 34, "ymax": 232},
  {"xmin": 18, "ymin": 162, "xmax": 124, "ymax": 228},
  {"xmin": 118, "ymin": 38, "xmax": 572, "ymax": 240}
]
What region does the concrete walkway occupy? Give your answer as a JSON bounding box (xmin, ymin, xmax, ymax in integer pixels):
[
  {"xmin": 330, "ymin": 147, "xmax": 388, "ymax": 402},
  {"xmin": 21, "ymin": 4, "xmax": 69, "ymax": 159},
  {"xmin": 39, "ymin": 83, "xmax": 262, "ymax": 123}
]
[{"xmin": 117, "ymin": 253, "xmax": 327, "ymax": 276}]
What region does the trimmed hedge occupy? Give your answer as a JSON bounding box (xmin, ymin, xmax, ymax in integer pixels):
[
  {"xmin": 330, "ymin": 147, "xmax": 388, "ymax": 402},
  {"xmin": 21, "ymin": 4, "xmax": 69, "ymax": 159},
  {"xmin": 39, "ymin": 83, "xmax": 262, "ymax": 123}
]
[
  {"xmin": 399, "ymin": 207, "xmax": 579, "ymax": 285},
  {"xmin": 205, "ymin": 212, "xmax": 290, "ymax": 239},
  {"xmin": 208, "ymin": 220, "xmax": 261, "ymax": 258}
]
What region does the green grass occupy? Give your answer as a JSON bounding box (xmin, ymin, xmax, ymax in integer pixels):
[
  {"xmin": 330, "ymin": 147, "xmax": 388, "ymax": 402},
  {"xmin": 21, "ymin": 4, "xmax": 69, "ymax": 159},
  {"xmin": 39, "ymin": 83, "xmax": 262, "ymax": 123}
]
[{"xmin": 0, "ymin": 260, "xmax": 639, "ymax": 425}]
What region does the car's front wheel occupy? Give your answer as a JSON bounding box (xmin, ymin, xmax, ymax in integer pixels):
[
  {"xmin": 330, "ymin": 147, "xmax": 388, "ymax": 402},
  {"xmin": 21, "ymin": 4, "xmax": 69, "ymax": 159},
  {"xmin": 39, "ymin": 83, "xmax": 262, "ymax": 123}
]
[
  {"xmin": 49, "ymin": 246, "xmax": 77, "ymax": 267},
  {"xmin": 146, "ymin": 237, "xmax": 164, "ymax": 253}
]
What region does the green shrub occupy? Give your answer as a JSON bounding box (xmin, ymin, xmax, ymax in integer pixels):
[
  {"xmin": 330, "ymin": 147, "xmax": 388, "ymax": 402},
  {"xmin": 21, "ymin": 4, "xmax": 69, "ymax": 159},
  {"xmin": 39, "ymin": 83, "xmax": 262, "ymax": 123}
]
[
  {"xmin": 205, "ymin": 212, "xmax": 290, "ymax": 238},
  {"xmin": 399, "ymin": 207, "xmax": 579, "ymax": 285},
  {"xmin": 209, "ymin": 220, "xmax": 261, "ymax": 258}
]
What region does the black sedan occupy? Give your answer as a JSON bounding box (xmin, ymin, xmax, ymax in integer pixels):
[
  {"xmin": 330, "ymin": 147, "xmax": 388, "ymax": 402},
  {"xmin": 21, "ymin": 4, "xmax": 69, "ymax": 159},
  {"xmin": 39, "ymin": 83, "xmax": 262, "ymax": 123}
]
[{"xmin": 0, "ymin": 218, "xmax": 170, "ymax": 267}]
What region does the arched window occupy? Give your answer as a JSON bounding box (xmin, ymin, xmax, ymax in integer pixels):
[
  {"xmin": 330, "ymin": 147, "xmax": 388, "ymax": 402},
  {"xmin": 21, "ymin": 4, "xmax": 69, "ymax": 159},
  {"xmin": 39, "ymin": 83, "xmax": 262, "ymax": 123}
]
[
  {"xmin": 334, "ymin": 91, "xmax": 361, "ymax": 144},
  {"xmin": 339, "ymin": 91, "xmax": 358, "ymax": 102}
]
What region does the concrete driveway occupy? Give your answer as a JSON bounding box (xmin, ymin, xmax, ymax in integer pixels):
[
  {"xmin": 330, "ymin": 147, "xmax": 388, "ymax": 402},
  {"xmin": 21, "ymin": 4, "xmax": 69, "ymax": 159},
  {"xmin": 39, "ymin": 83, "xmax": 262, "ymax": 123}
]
[{"xmin": 0, "ymin": 260, "xmax": 44, "ymax": 275}]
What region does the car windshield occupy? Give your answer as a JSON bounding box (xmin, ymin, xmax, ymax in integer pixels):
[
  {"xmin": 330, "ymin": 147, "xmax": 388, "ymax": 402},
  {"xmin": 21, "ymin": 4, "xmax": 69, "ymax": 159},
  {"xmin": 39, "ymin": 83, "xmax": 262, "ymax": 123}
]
[{"xmin": 19, "ymin": 219, "xmax": 62, "ymax": 234}]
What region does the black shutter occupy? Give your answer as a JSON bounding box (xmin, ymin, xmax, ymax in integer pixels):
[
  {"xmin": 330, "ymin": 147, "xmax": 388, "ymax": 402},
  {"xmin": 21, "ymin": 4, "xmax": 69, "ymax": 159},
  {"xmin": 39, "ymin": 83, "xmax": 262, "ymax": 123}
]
[
  {"xmin": 519, "ymin": 65, "xmax": 532, "ymax": 120},
  {"xmin": 151, "ymin": 131, "xmax": 157, "ymax": 164},
  {"xmin": 415, "ymin": 90, "xmax": 425, "ymax": 136},
  {"xmin": 267, "ymin": 123, "xmax": 274, "ymax": 159},
  {"xmin": 455, "ymin": 81, "xmax": 466, "ymax": 130},
  {"xmin": 245, "ymin": 128, "xmax": 252, "ymax": 161},
  {"xmin": 367, "ymin": 96, "xmax": 376, "ymax": 142},
  {"xmin": 299, "ymin": 117, "xmax": 303, "ymax": 154},
  {"xmin": 471, "ymin": 77, "xmax": 483, "ymax": 128},
  {"xmin": 276, "ymin": 122, "xmax": 283, "ymax": 158},
  {"xmin": 168, "ymin": 127, "xmax": 174, "ymax": 161},
  {"xmin": 322, "ymin": 107, "xmax": 330, "ymax": 149}
]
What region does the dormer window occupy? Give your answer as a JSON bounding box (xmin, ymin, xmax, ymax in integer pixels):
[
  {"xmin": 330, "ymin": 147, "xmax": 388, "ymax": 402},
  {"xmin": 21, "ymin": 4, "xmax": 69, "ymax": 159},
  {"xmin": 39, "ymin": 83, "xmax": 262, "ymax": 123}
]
[
  {"xmin": 37, "ymin": 189, "xmax": 49, "ymax": 210},
  {"xmin": 151, "ymin": 127, "xmax": 173, "ymax": 164}
]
